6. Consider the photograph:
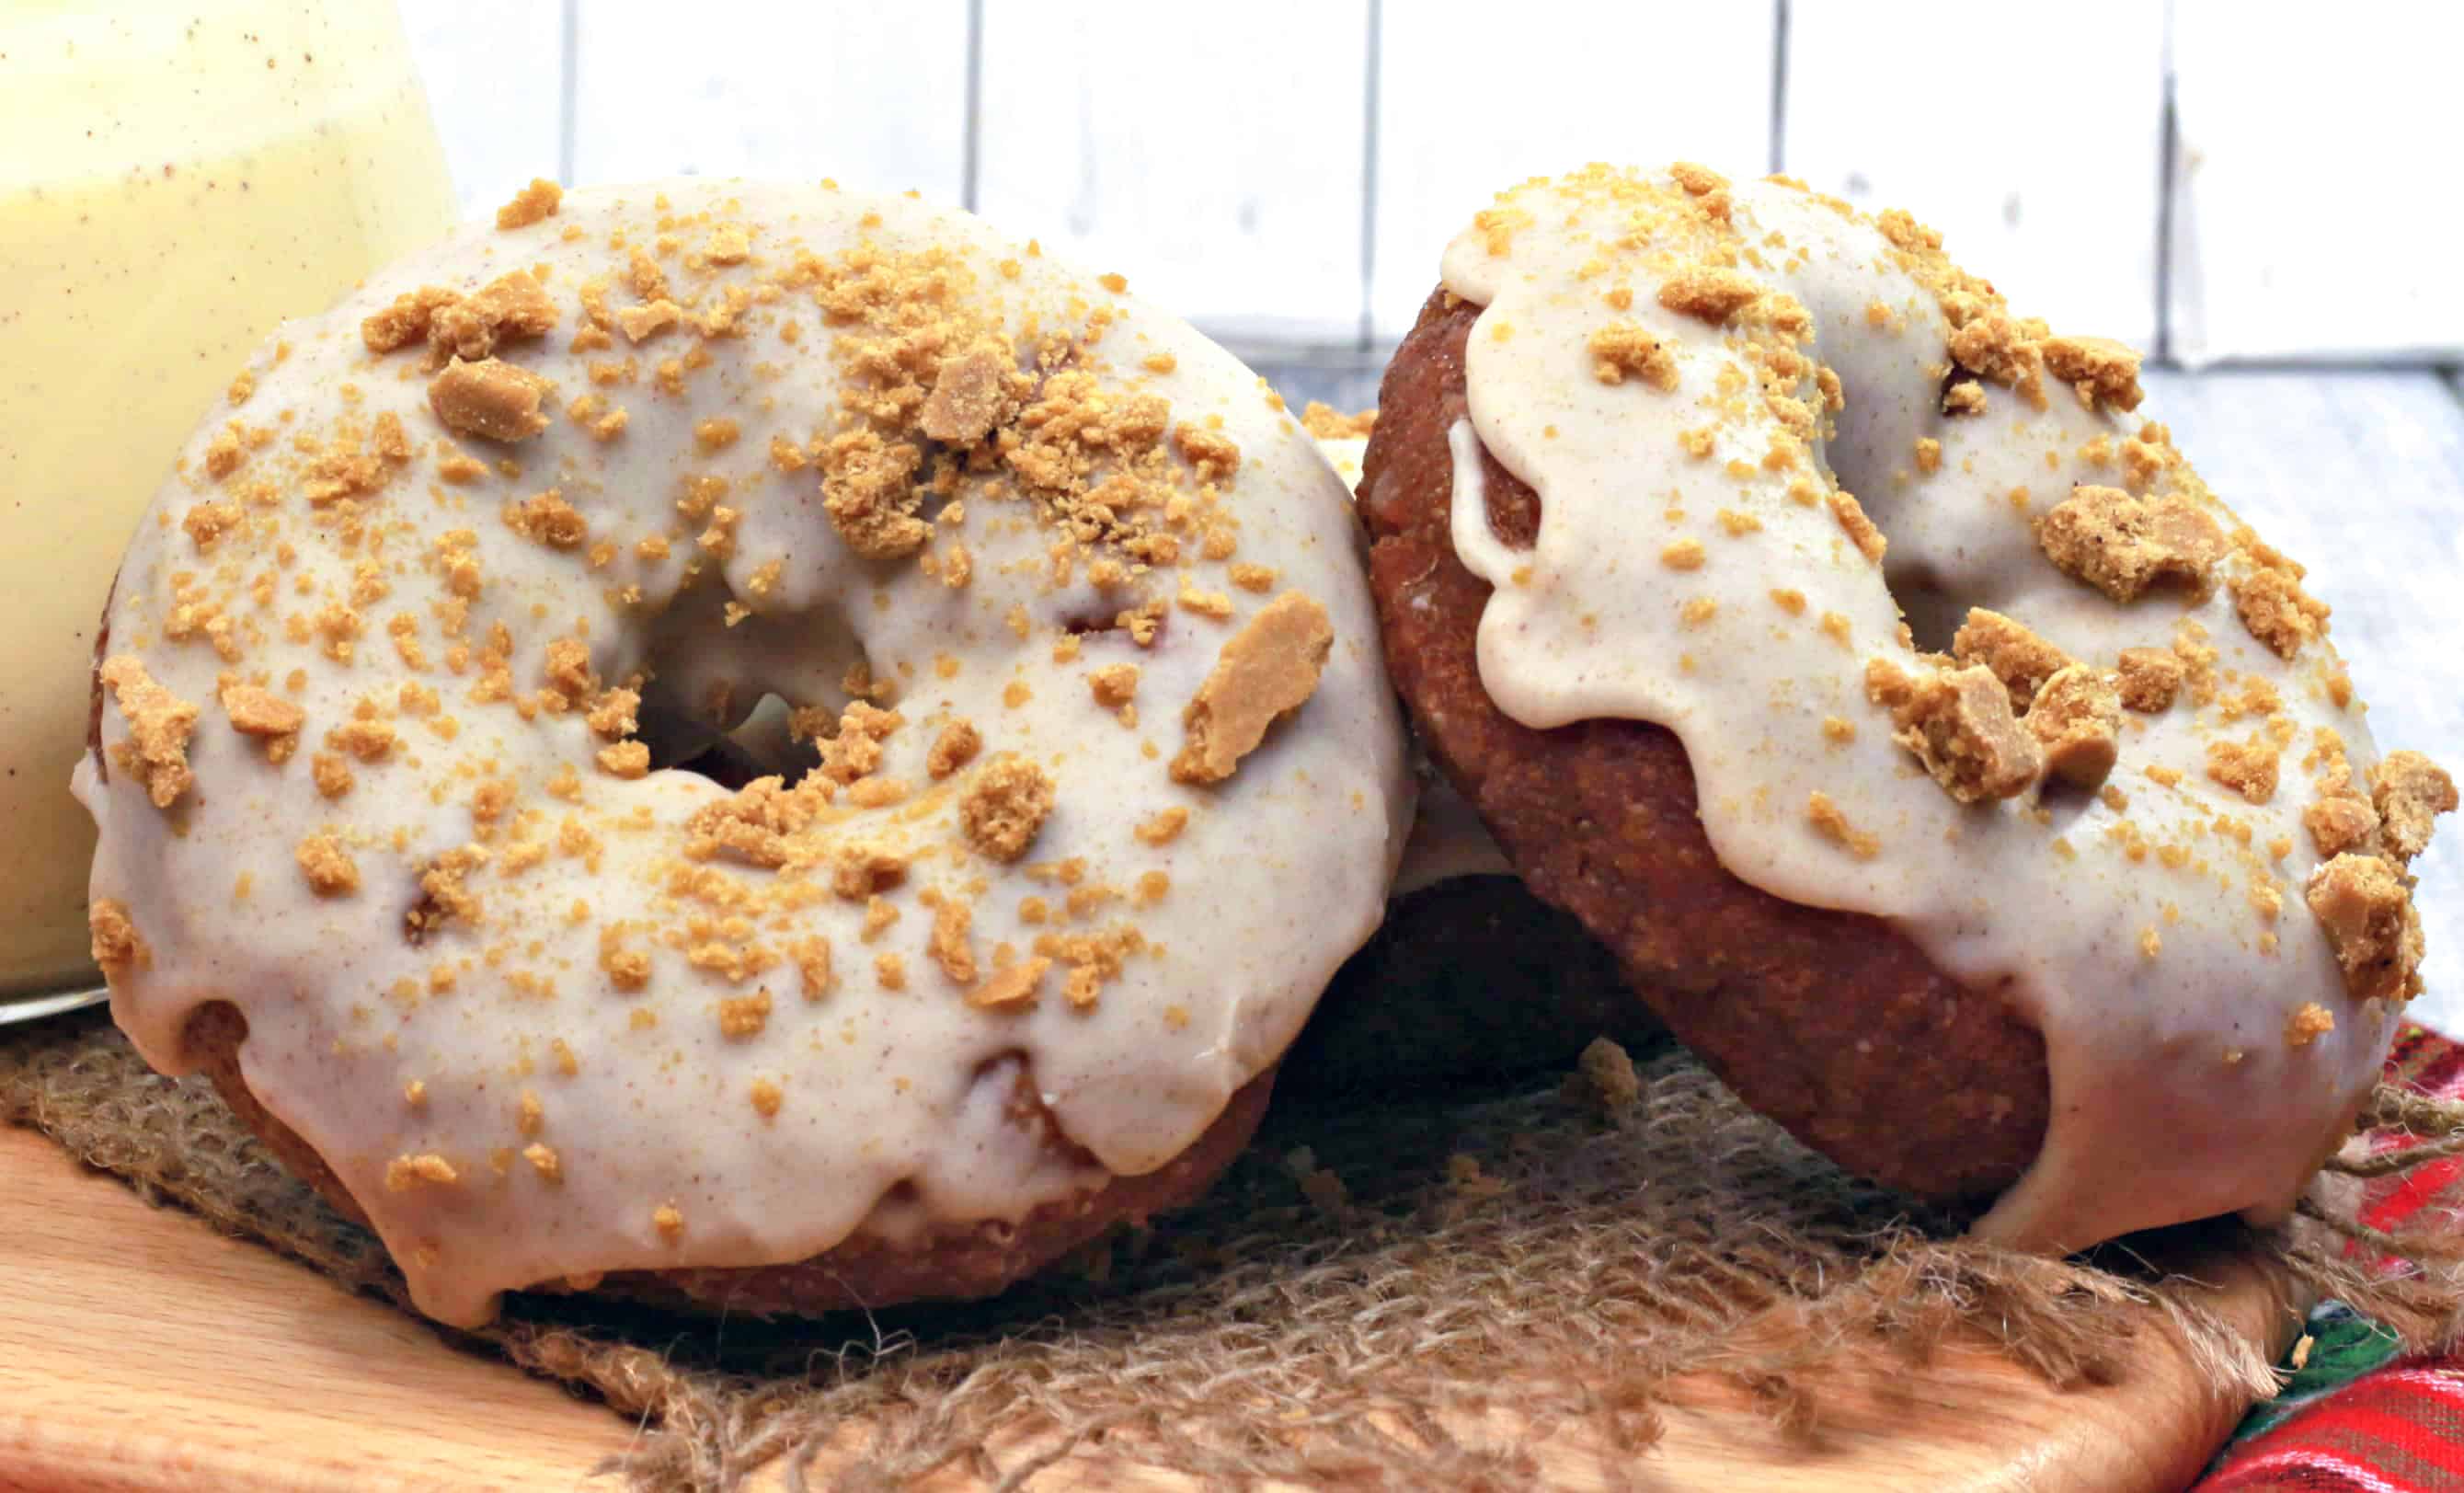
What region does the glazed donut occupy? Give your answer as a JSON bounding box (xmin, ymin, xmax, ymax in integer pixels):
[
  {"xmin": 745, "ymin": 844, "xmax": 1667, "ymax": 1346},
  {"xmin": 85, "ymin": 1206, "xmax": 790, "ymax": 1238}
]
[
  {"xmin": 1360, "ymin": 163, "xmax": 2456, "ymax": 1251},
  {"xmin": 76, "ymin": 178, "xmax": 1409, "ymax": 1326}
]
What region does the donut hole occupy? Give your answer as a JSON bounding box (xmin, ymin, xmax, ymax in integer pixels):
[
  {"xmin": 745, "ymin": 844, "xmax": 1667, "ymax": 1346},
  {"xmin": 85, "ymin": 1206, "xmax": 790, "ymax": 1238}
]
[
  {"xmin": 639, "ymin": 696, "xmax": 820, "ymax": 790},
  {"xmin": 1893, "ymin": 574, "xmax": 1969, "ymax": 659}
]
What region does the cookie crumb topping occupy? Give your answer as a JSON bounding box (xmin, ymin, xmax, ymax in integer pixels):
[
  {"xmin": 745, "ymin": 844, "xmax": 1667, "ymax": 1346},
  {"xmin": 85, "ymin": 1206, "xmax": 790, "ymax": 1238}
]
[{"xmin": 1170, "ymin": 592, "xmax": 1334, "ymax": 785}]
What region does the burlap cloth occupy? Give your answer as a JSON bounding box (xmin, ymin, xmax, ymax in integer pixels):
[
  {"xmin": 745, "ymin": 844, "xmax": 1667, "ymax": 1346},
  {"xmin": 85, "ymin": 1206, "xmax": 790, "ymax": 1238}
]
[{"xmin": 7, "ymin": 1008, "xmax": 2460, "ymax": 1491}]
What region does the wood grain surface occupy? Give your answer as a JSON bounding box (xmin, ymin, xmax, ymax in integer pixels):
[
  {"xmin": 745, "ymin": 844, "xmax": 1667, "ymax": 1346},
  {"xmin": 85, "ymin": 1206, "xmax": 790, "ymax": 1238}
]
[{"xmin": 0, "ymin": 1125, "xmax": 2311, "ymax": 1491}]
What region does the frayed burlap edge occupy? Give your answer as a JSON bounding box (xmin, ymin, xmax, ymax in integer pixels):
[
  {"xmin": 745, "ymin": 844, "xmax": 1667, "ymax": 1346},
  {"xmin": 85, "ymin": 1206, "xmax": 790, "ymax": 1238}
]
[{"xmin": 7, "ymin": 1010, "xmax": 2461, "ymax": 1492}]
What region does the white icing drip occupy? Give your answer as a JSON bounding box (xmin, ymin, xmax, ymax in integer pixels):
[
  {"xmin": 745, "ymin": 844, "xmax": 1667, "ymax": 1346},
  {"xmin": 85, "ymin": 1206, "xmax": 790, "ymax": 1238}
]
[
  {"xmin": 79, "ymin": 181, "xmax": 1410, "ymax": 1324},
  {"xmin": 1439, "ymin": 168, "xmax": 2394, "ymax": 1251}
]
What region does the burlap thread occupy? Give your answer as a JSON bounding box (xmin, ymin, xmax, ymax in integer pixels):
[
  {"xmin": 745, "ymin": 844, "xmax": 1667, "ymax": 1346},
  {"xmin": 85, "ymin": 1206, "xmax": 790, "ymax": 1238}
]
[{"xmin": 7, "ymin": 1010, "xmax": 2460, "ymax": 1490}]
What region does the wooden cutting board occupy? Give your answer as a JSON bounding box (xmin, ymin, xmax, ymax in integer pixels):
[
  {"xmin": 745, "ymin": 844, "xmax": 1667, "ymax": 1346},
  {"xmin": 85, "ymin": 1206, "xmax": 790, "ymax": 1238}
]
[{"xmin": 0, "ymin": 1126, "xmax": 2309, "ymax": 1491}]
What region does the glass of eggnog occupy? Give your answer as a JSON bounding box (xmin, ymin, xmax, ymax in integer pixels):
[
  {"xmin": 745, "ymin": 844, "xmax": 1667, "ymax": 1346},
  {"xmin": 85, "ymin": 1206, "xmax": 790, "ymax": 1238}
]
[{"xmin": 0, "ymin": 1, "xmax": 458, "ymax": 1008}]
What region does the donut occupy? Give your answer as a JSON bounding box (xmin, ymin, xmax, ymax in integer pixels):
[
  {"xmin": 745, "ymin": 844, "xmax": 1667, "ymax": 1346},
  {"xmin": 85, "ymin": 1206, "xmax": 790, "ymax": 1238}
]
[
  {"xmin": 74, "ymin": 178, "xmax": 1409, "ymax": 1326},
  {"xmin": 1283, "ymin": 419, "xmax": 1663, "ymax": 1097},
  {"xmin": 1359, "ymin": 162, "xmax": 2457, "ymax": 1251}
]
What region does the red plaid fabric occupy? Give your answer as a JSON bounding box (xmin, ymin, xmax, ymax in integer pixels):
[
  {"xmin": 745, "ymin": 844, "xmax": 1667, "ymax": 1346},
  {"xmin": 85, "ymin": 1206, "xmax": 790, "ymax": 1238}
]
[{"xmin": 2200, "ymin": 1026, "xmax": 2464, "ymax": 1491}]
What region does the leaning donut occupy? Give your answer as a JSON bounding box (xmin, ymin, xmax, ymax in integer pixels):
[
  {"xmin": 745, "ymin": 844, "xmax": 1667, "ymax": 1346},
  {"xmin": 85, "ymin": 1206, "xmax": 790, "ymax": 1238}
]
[
  {"xmin": 77, "ymin": 178, "xmax": 1408, "ymax": 1325},
  {"xmin": 1360, "ymin": 162, "xmax": 2454, "ymax": 1250}
]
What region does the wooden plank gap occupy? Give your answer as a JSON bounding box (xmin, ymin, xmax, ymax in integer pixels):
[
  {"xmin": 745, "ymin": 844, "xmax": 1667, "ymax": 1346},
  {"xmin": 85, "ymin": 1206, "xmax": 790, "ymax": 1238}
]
[
  {"xmin": 1359, "ymin": 0, "xmax": 1383, "ymax": 350},
  {"xmin": 556, "ymin": 0, "xmax": 578, "ymax": 185},
  {"xmin": 1768, "ymin": 0, "xmax": 1790, "ymax": 176},
  {"xmin": 2152, "ymin": 0, "xmax": 2177, "ymax": 362},
  {"xmin": 961, "ymin": 0, "xmax": 984, "ymax": 211}
]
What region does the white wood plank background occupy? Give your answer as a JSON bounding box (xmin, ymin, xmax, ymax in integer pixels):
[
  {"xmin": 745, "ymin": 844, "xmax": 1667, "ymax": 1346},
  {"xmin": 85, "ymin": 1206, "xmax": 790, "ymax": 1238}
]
[
  {"xmin": 1783, "ymin": 0, "xmax": 2165, "ymax": 353},
  {"xmin": 2168, "ymin": 0, "xmax": 2464, "ymax": 365},
  {"xmin": 402, "ymin": 0, "xmax": 2464, "ymax": 364},
  {"xmin": 567, "ymin": 1, "xmax": 969, "ymax": 201},
  {"xmin": 1369, "ymin": 0, "xmax": 1774, "ymax": 339},
  {"xmin": 972, "ymin": 0, "xmax": 1368, "ymax": 343}
]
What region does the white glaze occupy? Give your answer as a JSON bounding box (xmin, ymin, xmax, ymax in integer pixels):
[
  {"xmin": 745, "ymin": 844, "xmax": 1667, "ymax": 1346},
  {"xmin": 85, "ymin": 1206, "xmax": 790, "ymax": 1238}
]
[
  {"xmin": 78, "ymin": 180, "xmax": 1409, "ymax": 1325},
  {"xmin": 1440, "ymin": 167, "xmax": 2401, "ymax": 1250}
]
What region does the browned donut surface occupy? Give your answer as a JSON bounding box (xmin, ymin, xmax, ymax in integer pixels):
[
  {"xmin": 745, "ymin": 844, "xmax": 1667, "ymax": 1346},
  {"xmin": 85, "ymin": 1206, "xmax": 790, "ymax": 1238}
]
[
  {"xmin": 183, "ymin": 1002, "xmax": 1270, "ymax": 1315},
  {"xmin": 1358, "ymin": 292, "xmax": 2049, "ymax": 1200}
]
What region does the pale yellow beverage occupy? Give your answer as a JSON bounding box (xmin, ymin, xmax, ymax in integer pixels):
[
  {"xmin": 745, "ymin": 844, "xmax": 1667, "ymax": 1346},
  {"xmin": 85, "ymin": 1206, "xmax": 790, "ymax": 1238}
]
[{"xmin": 0, "ymin": 1, "xmax": 457, "ymax": 993}]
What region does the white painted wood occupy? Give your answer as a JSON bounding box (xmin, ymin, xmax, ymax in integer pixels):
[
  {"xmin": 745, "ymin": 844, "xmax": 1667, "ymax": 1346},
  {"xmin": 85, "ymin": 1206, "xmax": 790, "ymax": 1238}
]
[
  {"xmin": 397, "ymin": 0, "xmax": 566, "ymax": 223},
  {"xmin": 1370, "ymin": 1, "xmax": 1775, "ymax": 339},
  {"xmin": 567, "ymin": 0, "xmax": 968, "ymax": 202},
  {"xmin": 2169, "ymin": 1, "xmax": 2464, "ymax": 363},
  {"xmin": 972, "ymin": 0, "xmax": 1370, "ymax": 344},
  {"xmin": 1782, "ymin": 0, "xmax": 2163, "ymax": 352},
  {"xmin": 2150, "ymin": 370, "xmax": 2464, "ymax": 1028}
]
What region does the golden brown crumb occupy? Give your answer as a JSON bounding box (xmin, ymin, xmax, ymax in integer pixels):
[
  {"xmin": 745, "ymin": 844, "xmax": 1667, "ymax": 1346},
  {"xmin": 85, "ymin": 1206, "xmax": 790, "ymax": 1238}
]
[
  {"xmin": 427, "ymin": 272, "xmax": 560, "ymax": 363},
  {"xmin": 717, "ymin": 989, "xmax": 772, "ymax": 1039},
  {"xmin": 522, "ymin": 1143, "xmax": 562, "ymax": 1182},
  {"xmin": 360, "ymin": 285, "xmax": 461, "ymax": 354},
  {"xmin": 1828, "ymin": 490, "xmax": 1886, "ymax": 564},
  {"xmin": 88, "ymin": 899, "xmax": 149, "ymax": 980},
  {"xmin": 1806, "ymin": 790, "xmax": 1881, "ymax": 859},
  {"xmin": 1886, "ymin": 663, "xmax": 2044, "ymax": 804},
  {"xmin": 1170, "ymin": 591, "xmax": 1333, "ymax": 785},
  {"xmin": 183, "ymin": 501, "xmax": 243, "ymax": 550},
  {"xmin": 1942, "ymin": 381, "xmax": 1988, "ymax": 416},
  {"xmin": 385, "ymin": 1154, "xmax": 459, "ymax": 1191},
  {"xmin": 925, "ymin": 719, "xmax": 981, "ymax": 779},
  {"xmin": 2039, "ymin": 335, "xmax": 2145, "ymax": 412},
  {"xmin": 960, "ymin": 754, "xmax": 1056, "ymax": 862},
  {"xmin": 295, "ymin": 833, "xmax": 360, "ymax": 895},
  {"xmin": 2304, "ymin": 794, "xmax": 2380, "ymax": 858},
  {"xmin": 928, "ymin": 896, "xmax": 977, "ymax": 984},
  {"xmin": 325, "ymin": 718, "xmax": 396, "ymax": 763},
  {"xmin": 2372, "ymin": 751, "xmax": 2457, "ymax": 864},
  {"xmin": 2284, "ymin": 1002, "xmax": 2334, "ymax": 1049},
  {"xmin": 1561, "ymin": 1036, "xmax": 1642, "ymax": 1116},
  {"xmin": 917, "ymin": 340, "xmax": 1016, "ymax": 446},
  {"xmin": 1172, "ymin": 423, "xmax": 1242, "ymax": 483},
  {"xmin": 2229, "ymin": 567, "xmax": 2328, "ymax": 660},
  {"xmin": 597, "ymin": 740, "xmax": 649, "ymax": 778},
  {"xmin": 429, "ymin": 357, "xmax": 552, "ymax": 442},
  {"xmin": 819, "ymin": 429, "xmax": 929, "ymax": 559},
  {"xmin": 1135, "ymin": 807, "xmax": 1190, "ymax": 845},
  {"xmin": 311, "ymin": 752, "xmax": 353, "ymax": 799},
  {"xmin": 2115, "ymin": 648, "xmax": 2186, "ymax": 712},
  {"xmin": 748, "ymin": 1077, "xmax": 783, "ymax": 1120},
  {"xmin": 2206, "ymin": 738, "xmax": 2281, "ymax": 806},
  {"xmin": 1914, "ymin": 437, "xmax": 1943, "ymax": 474},
  {"xmin": 2035, "ymin": 487, "xmax": 2222, "ymax": 603},
  {"xmin": 831, "ymin": 843, "xmax": 908, "ymax": 900},
  {"xmin": 1946, "ymin": 311, "xmax": 2036, "ymax": 389},
  {"xmin": 506, "ymin": 489, "xmax": 588, "ymax": 549},
  {"xmin": 495, "ymin": 178, "xmax": 563, "ymax": 231},
  {"xmin": 653, "ymin": 1203, "xmax": 684, "ymax": 1240},
  {"xmin": 2027, "ymin": 665, "xmax": 2121, "ymax": 789},
  {"xmin": 218, "ymin": 680, "xmax": 304, "ymax": 741},
  {"xmin": 968, "ymin": 957, "xmax": 1051, "ymax": 1008},
  {"xmin": 1667, "ymin": 160, "xmax": 1729, "ymax": 196},
  {"xmin": 1300, "ymin": 403, "xmax": 1376, "ymax": 439},
  {"xmin": 875, "ymin": 952, "xmax": 908, "ymax": 990},
  {"xmin": 1660, "ymin": 538, "xmax": 1706, "ymax": 571},
  {"xmin": 790, "ymin": 936, "xmax": 832, "ymax": 1000},
  {"xmin": 97, "ymin": 656, "xmax": 198, "ymax": 809},
  {"xmin": 2305, "ymin": 852, "xmax": 2423, "ymax": 1004},
  {"xmin": 817, "ymin": 700, "xmax": 903, "ymax": 785},
  {"xmin": 1657, "ymin": 266, "xmax": 1761, "ymax": 322},
  {"xmin": 1952, "ymin": 608, "xmax": 2072, "ymax": 716},
  {"xmin": 1087, "ymin": 663, "xmax": 1140, "ymax": 707},
  {"xmin": 1587, "ymin": 321, "xmax": 1680, "ymax": 391}
]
